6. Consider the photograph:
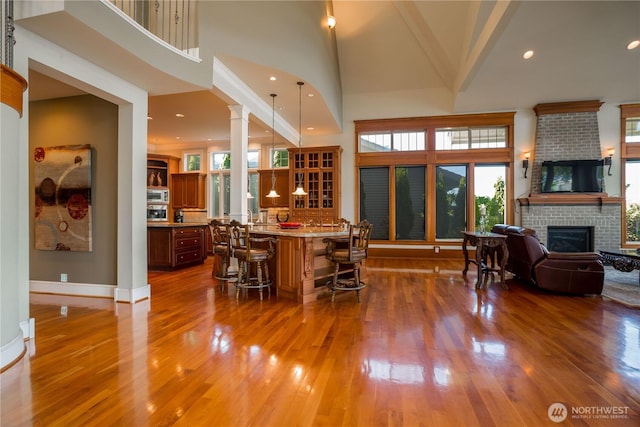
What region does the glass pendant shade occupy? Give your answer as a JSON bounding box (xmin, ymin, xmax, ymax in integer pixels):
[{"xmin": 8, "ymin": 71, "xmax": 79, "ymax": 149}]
[{"xmin": 293, "ymin": 81, "xmax": 307, "ymax": 196}]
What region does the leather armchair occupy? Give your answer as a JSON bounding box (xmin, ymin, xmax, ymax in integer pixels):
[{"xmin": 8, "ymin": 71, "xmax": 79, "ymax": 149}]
[{"xmin": 490, "ymin": 224, "xmax": 604, "ymax": 295}]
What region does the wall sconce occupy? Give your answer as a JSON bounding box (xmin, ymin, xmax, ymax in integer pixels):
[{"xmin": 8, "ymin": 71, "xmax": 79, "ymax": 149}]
[
  {"xmin": 604, "ymin": 148, "xmax": 615, "ymax": 176},
  {"xmin": 327, "ymin": 15, "xmax": 336, "ymax": 29},
  {"xmin": 523, "ymin": 152, "xmax": 531, "ymax": 178}
]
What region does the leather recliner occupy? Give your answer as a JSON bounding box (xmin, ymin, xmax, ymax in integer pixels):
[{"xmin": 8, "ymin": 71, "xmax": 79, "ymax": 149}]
[{"xmin": 490, "ymin": 224, "xmax": 604, "ymax": 295}]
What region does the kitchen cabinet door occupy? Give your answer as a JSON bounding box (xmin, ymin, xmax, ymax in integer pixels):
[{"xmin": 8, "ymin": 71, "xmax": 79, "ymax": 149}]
[{"xmin": 172, "ymin": 173, "xmax": 206, "ymax": 209}]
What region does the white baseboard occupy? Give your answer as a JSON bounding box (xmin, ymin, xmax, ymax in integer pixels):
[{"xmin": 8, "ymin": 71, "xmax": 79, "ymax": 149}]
[
  {"xmin": 0, "ymin": 330, "xmax": 25, "ymax": 371},
  {"xmin": 20, "ymin": 318, "xmax": 35, "ymax": 340},
  {"xmin": 30, "ymin": 280, "xmax": 116, "ymax": 298},
  {"xmin": 114, "ymin": 284, "xmax": 151, "ymax": 303}
]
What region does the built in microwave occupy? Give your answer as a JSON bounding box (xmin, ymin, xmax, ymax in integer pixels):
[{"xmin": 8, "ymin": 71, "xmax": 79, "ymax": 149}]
[
  {"xmin": 147, "ymin": 188, "xmax": 169, "ymax": 204},
  {"xmin": 147, "ymin": 205, "xmax": 168, "ymax": 221}
]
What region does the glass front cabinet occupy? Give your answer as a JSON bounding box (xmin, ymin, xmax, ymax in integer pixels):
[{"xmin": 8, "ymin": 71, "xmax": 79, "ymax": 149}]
[{"xmin": 288, "ymin": 146, "xmax": 342, "ymax": 224}]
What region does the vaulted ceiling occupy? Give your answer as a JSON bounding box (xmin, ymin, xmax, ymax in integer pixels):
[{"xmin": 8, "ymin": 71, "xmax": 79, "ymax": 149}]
[{"xmin": 28, "ymin": 1, "xmax": 640, "ymax": 147}]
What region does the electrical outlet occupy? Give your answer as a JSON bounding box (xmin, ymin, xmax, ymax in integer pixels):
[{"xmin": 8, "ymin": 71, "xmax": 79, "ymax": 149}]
[
  {"xmin": 434, "ymin": 246, "xmax": 440, "ymax": 254},
  {"xmin": 60, "ymin": 306, "xmax": 68, "ymax": 316},
  {"xmin": 60, "ymin": 273, "xmax": 68, "ymax": 283}
]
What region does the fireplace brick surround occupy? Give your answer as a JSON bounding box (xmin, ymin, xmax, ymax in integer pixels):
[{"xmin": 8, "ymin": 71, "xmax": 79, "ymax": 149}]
[{"xmin": 518, "ymin": 100, "xmax": 622, "ymax": 251}]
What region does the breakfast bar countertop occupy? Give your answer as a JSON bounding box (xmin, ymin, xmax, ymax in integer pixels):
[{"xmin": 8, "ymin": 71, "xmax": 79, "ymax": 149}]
[{"xmin": 248, "ymin": 224, "xmax": 349, "ymax": 238}]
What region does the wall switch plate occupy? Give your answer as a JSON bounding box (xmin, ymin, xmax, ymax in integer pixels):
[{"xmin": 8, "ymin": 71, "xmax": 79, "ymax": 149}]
[
  {"xmin": 60, "ymin": 306, "xmax": 68, "ymax": 316},
  {"xmin": 434, "ymin": 246, "xmax": 440, "ymax": 254},
  {"xmin": 60, "ymin": 273, "xmax": 68, "ymax": 283}
]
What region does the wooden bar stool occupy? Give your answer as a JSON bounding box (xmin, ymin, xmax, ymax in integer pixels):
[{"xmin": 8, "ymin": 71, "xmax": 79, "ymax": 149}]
[
  {"xmin": 208, "ymin": 219, "xmax": 237, "ymax": 293},
  {"xmin": 324, "ymin": 220, "xmax": 373, "ymax": 302},
  {"xmin": 229, "ymin": 222, "xmax": 276, "ymax": 301}
]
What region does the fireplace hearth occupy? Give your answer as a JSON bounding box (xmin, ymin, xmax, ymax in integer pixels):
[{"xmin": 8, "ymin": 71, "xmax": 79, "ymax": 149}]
[{"xmin": 547, "ymin": 226, "xmax": 594, "ymax": 252}]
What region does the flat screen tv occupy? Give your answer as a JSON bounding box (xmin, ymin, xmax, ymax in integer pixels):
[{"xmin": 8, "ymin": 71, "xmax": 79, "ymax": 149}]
[{"xmin": 540, "ymin": 159, "xmax": 603, "ymax": 193}]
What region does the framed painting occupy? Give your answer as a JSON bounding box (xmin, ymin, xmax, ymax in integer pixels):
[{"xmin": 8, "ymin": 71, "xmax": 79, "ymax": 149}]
[{"xmin": 34, "ymin": 144, "xmax": 92, "ymax": 251}]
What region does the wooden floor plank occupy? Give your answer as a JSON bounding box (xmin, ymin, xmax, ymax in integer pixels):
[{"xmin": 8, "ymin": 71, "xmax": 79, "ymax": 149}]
[{"xmin": 1, "ymin": 257, "xmax": 639, "ymax": 426}]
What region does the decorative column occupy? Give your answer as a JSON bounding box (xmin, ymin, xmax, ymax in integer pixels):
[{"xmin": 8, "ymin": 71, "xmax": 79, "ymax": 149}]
[
  {"xmin": 228, "ymin": 104, "xmax": 250, "ymax": 223},
  {"xmin": 1, "ymin": 62, "xmax": 28, "ymax": 370}
]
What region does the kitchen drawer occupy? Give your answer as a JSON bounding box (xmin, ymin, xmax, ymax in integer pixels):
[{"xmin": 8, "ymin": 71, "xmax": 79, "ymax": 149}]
[
  {"xmin": 174, "ymin": 249, "xmax": 203, "ymax": 266},
  {"xmin": 174, "ymin": 227, "xmax": 203, "ymax": 238},
  {"xmin": 175, "ymin": 235, "xmax": 202, "ymax": 251}
]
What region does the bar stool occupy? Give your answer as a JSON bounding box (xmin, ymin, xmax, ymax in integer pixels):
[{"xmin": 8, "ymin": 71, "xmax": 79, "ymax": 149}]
[
  {"xmin": 208, "ymin": 219, "xmax": 237, "ymax": 293},
  {"xmin": 229, "ymin": 222, "xmax": 276, "ymax": 301},
  {"xmin": 324, "ymin": 220, "xmax": 373, "ymax": 302}
]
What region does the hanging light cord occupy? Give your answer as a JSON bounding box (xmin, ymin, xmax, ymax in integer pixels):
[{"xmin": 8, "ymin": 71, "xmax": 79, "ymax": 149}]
[
  {"xmin": 271, "ymin": 93, "xmax": 276, "ymax": 189},
  {"xmin": 293, "ymin": 81, "xmax": 307, "ymax": 196}
]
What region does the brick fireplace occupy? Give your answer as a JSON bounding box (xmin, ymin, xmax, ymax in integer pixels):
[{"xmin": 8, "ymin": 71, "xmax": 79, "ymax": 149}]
[{"xmin": 518, "ymin": 100, "xmax": 622, "ymax": 251}]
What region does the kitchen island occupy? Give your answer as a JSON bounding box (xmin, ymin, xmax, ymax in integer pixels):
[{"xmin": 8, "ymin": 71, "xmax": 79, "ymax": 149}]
[
  {"xmin": 248, "ymin": 225, "xmax": 349, "ymax": 303},
  {"xmin": 147, "ymin": 222, "xmax": 208, "ymax": 270}
]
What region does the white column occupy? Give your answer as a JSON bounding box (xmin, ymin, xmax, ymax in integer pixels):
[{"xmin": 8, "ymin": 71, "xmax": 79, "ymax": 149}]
[
  {"xmin": 0, "ymin": 68, "xmax": 28, "ymax": 369},
  {"xmin": 228, "ymin": 104, "xmax": 249, "ymax": 223},
  {"xmin": 115, "ymin": 99, "xmax": 150, "ymax": 303}
]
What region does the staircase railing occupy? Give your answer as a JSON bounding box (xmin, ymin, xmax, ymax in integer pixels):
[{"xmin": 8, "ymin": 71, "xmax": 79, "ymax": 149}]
[{"xmin": 108, "ymin": 0, "xmax": 198, "ymax": 55}]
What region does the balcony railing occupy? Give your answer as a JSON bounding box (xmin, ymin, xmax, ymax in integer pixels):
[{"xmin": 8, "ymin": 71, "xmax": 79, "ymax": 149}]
[
  {"xmin": 109, "ymin": 0, "xmax": 198, "ymax": 55},
  {"xmin": 1, "ymin": 0, "xmax": 15, "ymax": 67}
]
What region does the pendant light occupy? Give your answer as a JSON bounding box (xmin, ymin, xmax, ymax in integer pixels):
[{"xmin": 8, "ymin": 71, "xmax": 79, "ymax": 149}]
[
  {"xmin": 292, "ymin": 81, "xmax": 307, "ymax": 196},
  {"xmin": 266, "ymin": 93, "xmax": 280, "ymax": 198}
]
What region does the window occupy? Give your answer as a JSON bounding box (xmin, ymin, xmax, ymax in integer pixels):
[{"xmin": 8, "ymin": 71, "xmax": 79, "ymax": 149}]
[
  {"xmin": 355, "ymin": 112, "xmax": 514, "ymax": 244},
  {"xmin": 209, "ymin": 150, "xmax": 259, "ymax": 217},
  {"xmin": 435, "ymin": 165, "xmax": 467, "ymax": 239},
  {"xmin": 435, "ymin": 126, "xmax": 507, "ymax": 150},
  {"xmin": 359, "ymin": 131, "xmax": 425, "ymax": 152},
  {"xmin": 474, "ymin": 165, "xmax": 506, "ymax": 230},
  {"xmin": 395, "ymin": 167, "xmax": 425, "ymax": 240},
  {"xmin": 184, "ymin": 153, "xmax": 201, "ymax": 171},
  {"xmin": 271, "ymin": 149, "xmax": 289, "ymax": 168},
  {"xmin": 360, "ymin": 167, "xmax": 389, "ymax": 240},
  {"xmin": 621, "ymin": 104, "xmax": 640, "ymax": 246}
]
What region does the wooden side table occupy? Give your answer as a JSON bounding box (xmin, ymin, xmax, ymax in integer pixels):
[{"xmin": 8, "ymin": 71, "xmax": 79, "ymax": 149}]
[{"xmin": 462, "ymin": 231, "xmax": 509, "ymax": 290}]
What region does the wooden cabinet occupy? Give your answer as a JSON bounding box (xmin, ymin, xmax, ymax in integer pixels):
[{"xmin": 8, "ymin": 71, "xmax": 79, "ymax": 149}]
[
  {"xmin": 258, "ymin": 169, "xmax": 290, "ymax": 208},
  {"xmin": 288, "ymin": 146, "xmax": 342, "ymax": 223},
  {"xmin": 148, "ymin": 225, "xmax": 207, "ymax": 270},
  {"xmin": 147, "ymin": 154, "xmax": 179, "ymax": 188},
  {"xmin": 172, "ymin": 173, "xmax": 206, "ymax": 209},
  {"xmin": 274, "ymin": 236, "xmax": 301, "ymax": 298}
]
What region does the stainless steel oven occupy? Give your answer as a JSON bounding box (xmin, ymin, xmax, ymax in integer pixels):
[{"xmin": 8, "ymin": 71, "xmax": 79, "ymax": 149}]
[
  {"xmin": 147, "ymin": 188, "xmax": 169, "ymax": 205},
  {"xmin": 147, "ymin": 205, "xmax": 168, "ymax": 221}
]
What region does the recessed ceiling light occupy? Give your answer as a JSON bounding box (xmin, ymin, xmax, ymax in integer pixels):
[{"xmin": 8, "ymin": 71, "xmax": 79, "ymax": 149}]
[
  {"xmin": 176, "ymin": 136, "xmax": 181, "ymax": 140},
  {"xmin": 523, "ymin": 50, "xmax": 534, "ymax": 59},
  {"xmin": 307, "ymin": 93, "xmax": 314, "ymax": 97},
  {"xmin": 269, "ymin": 76, "xmax": 277, "ymax": 81},
  {"xmin": 307, "ymin": 127, "xmax": 314, "ymax": 131},
  {"xmin": 175, "ymin": 113, "xmax": 184, "ymax": 118},
  {"xmin": 147, "ymin": 116, "xmax": 153, "ymax": 120},
  {"xmin": 627, "ymin": 40, "xmax": 640, "ymax": 50}
]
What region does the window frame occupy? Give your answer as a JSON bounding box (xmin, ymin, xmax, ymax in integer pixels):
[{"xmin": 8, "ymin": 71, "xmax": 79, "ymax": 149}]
[
  {"xmin": 183, "ymin": 151, "xmax": 203, "ymax": 172},
  {"xmin": 355, "ymin": 112, "xmax": 515, "ymax": 245},
  {"xmin": 620, "ymin": 103, "xmax": 640, "ymax": 248},
  {"xmin": 208, "ymin": 150, "xmax": 259, "ymax": 217}
]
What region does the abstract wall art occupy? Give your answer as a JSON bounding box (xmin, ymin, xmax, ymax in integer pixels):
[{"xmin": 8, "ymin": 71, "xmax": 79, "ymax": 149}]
[{"xmin": 34, "ymin": 144, "xmax": 92, "ymax": 251}]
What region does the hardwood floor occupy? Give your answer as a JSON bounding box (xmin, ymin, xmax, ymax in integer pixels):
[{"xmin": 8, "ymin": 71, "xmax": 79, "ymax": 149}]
[{"xmin": 2, "ymin": 257, "xmax": 639, "ymax": 426}]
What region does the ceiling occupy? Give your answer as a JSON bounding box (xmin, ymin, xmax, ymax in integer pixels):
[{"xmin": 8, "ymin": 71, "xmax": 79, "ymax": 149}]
[{"xmin": 27, "ymin": 1, "xmax": 640, "ymax": 148}]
